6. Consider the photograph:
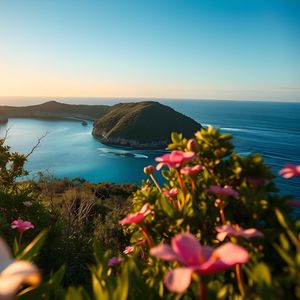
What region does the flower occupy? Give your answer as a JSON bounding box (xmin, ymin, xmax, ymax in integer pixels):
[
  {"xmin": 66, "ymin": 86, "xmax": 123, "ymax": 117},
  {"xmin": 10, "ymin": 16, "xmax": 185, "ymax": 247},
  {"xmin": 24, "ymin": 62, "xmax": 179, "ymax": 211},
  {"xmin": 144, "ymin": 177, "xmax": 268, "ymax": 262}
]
[
  {"xmin": 186, "ymin": 139, "xmax": 198, "ymax": 152},
  {"xmin": 119, "ymin": 204, "xmax": 151, "ymax": 225},
  {"xmin": 0, "ymin": 237, "xmax": 41, "ymax": 300},
  {"xmin": 150, "ymin": 233, "xmax": 249, "ymax": 293},
  {"xmin": 108, "ymin": 257, "xmax": 123, "ymax": 266},
  {"xmin": 206, "ymin": 185, "xmax": 239, "ymax": 198},
  {"xmin": 216, "ymin": 224, "xmax": 263, "ymax": 241},
  {"xmin": 11, "ymin": 220, "xmax": 34, "ymax": 233},
  {"xmin": 180, "ymin": 165, "xmax": 203, "ymax": 176},
  {"xmin": 155, "ymin": 151, "xmax": 197, "ymax": 170},
  {"xmin": 123, "ymin": 246, "xmax": 135, "ymax": 255},
  {"xmin": 164, "ymin": 188, "xmax": 178, "ymax": 198},
  {"xmin": 143, "ymin": 165, "xmax": 155, "ymax": 175},
  {"xmin": 279, "ymin": 164, "xmax": 300, "ymax": 178},
  {"xmin": 22, "ymin": 201, "xmax": 32, "ymax": 207}
]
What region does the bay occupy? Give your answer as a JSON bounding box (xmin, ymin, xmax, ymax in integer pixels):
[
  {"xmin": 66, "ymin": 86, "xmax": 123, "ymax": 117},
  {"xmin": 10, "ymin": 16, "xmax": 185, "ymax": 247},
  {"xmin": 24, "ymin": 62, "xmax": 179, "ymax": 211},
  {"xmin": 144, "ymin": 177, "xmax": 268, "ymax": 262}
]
[{"xmin": 0, "ymin": 99, "xmax": 299, "ymax": 205}]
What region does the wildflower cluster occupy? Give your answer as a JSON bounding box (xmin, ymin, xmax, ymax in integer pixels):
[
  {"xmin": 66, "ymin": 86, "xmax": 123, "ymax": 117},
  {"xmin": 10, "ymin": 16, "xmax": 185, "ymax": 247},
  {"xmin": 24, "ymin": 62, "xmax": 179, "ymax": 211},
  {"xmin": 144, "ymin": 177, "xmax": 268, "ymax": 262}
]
[{"xmin": 1, "ymin": 127, "xmax": 300, "ymax": 299}]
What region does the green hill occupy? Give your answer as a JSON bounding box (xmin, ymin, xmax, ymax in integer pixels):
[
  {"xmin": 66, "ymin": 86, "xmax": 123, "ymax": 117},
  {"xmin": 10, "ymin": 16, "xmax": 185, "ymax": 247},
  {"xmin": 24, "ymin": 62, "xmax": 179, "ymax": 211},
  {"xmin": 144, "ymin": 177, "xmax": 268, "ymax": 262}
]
[
  {"xmin": 92, "ymin": 101, "xmax": 201, "ymax": 149},
  {"xmin": 0, "ymin": 101, "xmax": 109, "ymax": 121}
]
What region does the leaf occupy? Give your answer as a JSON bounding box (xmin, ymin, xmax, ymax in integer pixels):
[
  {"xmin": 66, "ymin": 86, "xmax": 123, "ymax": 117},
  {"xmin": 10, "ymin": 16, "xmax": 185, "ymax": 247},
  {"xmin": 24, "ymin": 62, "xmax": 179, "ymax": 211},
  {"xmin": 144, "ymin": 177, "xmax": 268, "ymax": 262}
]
[
  {"xmin": 48, "ymin": 265, "xmax": 66, "ymax": 288},
  {"xmin": 17, "ymin": 229, "xmax": 47, "ymax": 261},
  {"xmin": 92, "ymin": 272, "xmax": 109, "ymax": 300},
  {"xmin": 252, "ymin": 263, "xmax": 271, "ymax": 287},
  {"xmin": 114, "ymin": 264, "xmax": 129, "ymax": 300},
  {"xmin": 65, "ymin": 287, "xmax": 84, "ymax": 300},
  {"xmin": 159, "ymin": 195, "xmax": 176, "ymax": 218}
]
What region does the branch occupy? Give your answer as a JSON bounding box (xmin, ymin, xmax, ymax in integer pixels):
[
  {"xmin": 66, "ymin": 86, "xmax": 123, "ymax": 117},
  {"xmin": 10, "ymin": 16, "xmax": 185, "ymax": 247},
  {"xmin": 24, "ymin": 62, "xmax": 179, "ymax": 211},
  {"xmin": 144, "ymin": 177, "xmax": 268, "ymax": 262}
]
[{"xmin": 26, "ymin": 132, "xmax": 49, "ymax": 158}]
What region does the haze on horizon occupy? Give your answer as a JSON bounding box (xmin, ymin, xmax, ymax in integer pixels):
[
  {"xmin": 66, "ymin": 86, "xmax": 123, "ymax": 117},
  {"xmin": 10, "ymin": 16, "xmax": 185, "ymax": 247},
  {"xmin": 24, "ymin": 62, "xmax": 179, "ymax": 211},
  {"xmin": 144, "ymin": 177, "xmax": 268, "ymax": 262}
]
[{"xmin": 0, "ymin": 0, "xmax": 299, "ymax": 102}]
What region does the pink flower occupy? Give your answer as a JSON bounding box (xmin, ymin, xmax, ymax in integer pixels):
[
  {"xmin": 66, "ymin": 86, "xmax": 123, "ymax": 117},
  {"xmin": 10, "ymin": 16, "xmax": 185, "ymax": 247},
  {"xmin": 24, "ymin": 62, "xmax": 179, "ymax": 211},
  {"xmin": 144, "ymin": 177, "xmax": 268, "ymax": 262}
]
[
  {"xmin": 279, "ymin": 164, "xmax": 300, "ymax": 178},
  {"xmin": 11, "ymin": 220, "xmax": 34, "ymax": 233},
  {"xmin": 216, "ymin": 224, "xmax": 263, "ymax": 241},
  {"xmin": 119, "ymin": 204, "xmax": 151, "ymax": 225},
  {"xmin": 164, "ymin": 188, "xmax": 178, "ymax": 198},
  {"xmin": 180, "ymin": 165, "xmax": 203, "ymax": 176},
  {"xmin": 150, "ymin": 233, "xmax": 249, "ymax": 293},
  {"xmin": 0, "ymin": 238, "xmax": 41, "ymax": 299},
  {"xmin": 108, "ymin": 257, "xmax": 123, "ymax": 266},
  {"xmin": 287, "ymin": 200, "xmax": 300, "ymax": 208},
  {"xmin": 155, "ymin": 151, "xmax": 197, "ymax": 170},
  {"xmin": 206, "ymin": 185, "xmax": 239, "ymax": 198},
  {"xmin": 123, "ymin": 246, "xmax": 135, "ymax": 255}
]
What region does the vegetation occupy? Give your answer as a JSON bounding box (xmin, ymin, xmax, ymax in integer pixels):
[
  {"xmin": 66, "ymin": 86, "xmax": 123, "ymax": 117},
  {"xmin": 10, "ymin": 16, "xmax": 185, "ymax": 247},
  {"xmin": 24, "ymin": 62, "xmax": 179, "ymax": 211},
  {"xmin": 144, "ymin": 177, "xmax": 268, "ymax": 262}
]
[
  {"xmin": 0, "ymin": 127, "xmax": 300, "ymax": 299},
  {"xmin": 0, "ymin": 101, "xmax": 109, "ymax": 120},
  {"xmin": 92, "ymin": 101, "xmax": 201, "ymax": 148}
]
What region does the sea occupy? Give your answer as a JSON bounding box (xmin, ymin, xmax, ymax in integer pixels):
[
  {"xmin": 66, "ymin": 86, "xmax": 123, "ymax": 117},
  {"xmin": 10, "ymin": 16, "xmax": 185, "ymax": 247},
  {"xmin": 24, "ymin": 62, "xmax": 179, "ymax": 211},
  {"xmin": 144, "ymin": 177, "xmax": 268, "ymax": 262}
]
[{"xmin": 0, "ymin": 98, "xmax": 299, "ymax": 208}]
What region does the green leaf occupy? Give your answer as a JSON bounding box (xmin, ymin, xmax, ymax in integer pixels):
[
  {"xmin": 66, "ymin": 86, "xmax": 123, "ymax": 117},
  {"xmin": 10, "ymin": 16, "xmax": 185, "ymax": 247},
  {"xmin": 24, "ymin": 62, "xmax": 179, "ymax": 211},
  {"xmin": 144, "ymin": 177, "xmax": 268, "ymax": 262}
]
[
  {"xmin": 92, "ymin": 272, "xmax": 109, "ymax": 300},
  {"xmin": 114, "ymin": 264, "xmax": 129, "ymax": 300},
  {"xmin": 252, "ymin": 263, "xmax": 271, "ymax": 287},
  {"xmin": 48, "ymin": 265, "xmax": 66, "ymax": 288},
  {"xmin": 159, "ymin": 195, "xmax": 176, "ymax": 218},
  {"xmin": 17, "ymin": 229, "xmax": 47, "ymax": 261},
  {"xmin": 65, "ymin": 287, "xmax": 84, "ymax": 300}
]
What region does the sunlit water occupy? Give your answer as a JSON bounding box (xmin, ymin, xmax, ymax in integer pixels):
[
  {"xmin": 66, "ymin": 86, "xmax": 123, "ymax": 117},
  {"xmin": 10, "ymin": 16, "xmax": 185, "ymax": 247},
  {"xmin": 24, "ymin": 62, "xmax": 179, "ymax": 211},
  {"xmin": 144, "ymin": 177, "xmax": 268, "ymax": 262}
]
[{"xmin": 0, "ymin": 99, "xmax": 299, "ymax": 210}]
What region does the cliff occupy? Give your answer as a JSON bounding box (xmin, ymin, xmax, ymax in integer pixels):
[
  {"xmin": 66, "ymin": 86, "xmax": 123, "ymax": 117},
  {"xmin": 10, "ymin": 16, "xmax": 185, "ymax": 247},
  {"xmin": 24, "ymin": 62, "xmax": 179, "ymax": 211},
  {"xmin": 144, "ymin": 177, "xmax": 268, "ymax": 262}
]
[{"xmin": 92, "ymin": 101, "xmax": 201, "ymax": 149}]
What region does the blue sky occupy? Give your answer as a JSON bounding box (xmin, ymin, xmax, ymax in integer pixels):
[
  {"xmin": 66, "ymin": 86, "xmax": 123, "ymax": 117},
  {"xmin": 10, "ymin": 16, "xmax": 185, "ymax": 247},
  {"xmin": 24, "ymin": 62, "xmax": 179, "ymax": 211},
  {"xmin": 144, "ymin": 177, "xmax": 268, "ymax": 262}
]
[{"xmin": 0, "ymin": 0, "xmax": 299, "ymax": 101}]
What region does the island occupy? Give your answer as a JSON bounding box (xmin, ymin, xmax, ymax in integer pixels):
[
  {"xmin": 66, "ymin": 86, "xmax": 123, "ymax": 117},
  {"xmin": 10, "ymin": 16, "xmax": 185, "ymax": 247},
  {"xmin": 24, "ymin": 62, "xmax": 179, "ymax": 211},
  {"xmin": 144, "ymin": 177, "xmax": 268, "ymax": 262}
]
[
  {"xmin": 0, "ymin": 100, "xmax": 202, "ymax": 150},
  {"xmin": 92, "ymin": 101, "xmax": 201, "ymax": 149}
]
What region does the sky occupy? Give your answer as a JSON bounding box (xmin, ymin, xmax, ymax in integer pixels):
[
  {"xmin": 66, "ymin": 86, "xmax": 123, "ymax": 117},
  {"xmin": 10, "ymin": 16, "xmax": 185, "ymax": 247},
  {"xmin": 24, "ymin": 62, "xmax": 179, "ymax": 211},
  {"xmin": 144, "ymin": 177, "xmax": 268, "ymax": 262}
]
[{"xmin": 0, "ymin": 0, "xmax": 299, "ymax": 101}]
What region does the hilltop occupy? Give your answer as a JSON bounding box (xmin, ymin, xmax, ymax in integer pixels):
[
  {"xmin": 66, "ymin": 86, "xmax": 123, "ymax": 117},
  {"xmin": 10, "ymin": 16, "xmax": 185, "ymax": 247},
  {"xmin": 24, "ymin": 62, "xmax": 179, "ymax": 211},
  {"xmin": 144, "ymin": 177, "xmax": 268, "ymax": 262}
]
[
  {"xmin": 92, "ymin": 101, "xmax": 201, "ymax": 149},
  {"xmin": 0, "ymin": 100, "xmax": 202, "ymax": 149},
  {"xmin": 0, "ymin": 101, "xmax": 109, "ymax": 121}
]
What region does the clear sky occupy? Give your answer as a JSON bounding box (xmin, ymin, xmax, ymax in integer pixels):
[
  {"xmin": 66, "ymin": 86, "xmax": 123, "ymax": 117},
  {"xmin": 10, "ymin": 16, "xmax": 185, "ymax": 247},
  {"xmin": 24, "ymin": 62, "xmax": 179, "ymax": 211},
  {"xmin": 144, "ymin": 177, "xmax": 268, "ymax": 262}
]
[{"xmin": 0, "ymin": 0, "xmax": 299, "ymax": 101}]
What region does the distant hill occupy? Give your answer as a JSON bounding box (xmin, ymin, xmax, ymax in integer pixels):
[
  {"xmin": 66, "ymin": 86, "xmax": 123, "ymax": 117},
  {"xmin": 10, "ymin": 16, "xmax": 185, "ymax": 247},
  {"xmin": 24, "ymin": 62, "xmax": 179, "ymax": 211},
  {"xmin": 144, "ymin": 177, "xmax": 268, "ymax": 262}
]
[
  {"xmin": 0, "ymin": 101, "xmax": 109, "ymax": 121},
  {"xmin": 92, "ymin": 101, "xmax": 202, "ymax": 149},
  {"xmin": 0, "ymin": 100, "xmax": 202, "ymax": 150}
]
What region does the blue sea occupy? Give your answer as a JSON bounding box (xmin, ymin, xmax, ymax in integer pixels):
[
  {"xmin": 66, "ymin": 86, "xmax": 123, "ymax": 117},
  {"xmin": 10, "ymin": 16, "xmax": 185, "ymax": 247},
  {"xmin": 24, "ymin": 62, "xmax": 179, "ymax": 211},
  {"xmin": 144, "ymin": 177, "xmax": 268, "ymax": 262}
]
[{"xmin": 0, "ymin": 98, "xmax": 299, "ymax": 205}]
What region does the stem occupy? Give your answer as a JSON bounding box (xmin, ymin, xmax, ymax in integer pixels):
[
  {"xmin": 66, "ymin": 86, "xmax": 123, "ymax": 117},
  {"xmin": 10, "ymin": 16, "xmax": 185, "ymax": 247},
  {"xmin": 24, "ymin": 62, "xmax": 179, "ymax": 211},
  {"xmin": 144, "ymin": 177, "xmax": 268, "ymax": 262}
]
[
  {"xmin": 149, "ymin": 174, "xmax": 162, "ymax": 193},
  {"xmin": 18, "ymin": 231, "xmax": 24, "ymax": 246},
  {"xmin": 219, "ymin": 208, "xmax": 227, "ymax": 225},
  {"xmin": 176, "ymin": 170, "xmax": 186, "ymax": 209},
  {"xmin": 236, "ymin": 264, "xmax": 246, "ymax": 297},
  {"xmin": 199, "ymin": 280, "xmax": 207, "ymax": 300},
  {"xmin": 141, "ymin": 226, "xmax": 154, "ymax": 248},
  {"xmin": 191, "ymin": 178, "xmax": 196, "ymax": 194}
]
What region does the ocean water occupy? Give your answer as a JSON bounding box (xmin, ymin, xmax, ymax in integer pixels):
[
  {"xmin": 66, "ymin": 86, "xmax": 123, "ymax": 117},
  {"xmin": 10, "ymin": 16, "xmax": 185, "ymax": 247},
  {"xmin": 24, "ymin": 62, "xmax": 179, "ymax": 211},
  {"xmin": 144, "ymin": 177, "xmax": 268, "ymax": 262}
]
[{"xmin": 0, "ymin": 99, "xmax": 299, "ymax": 205}]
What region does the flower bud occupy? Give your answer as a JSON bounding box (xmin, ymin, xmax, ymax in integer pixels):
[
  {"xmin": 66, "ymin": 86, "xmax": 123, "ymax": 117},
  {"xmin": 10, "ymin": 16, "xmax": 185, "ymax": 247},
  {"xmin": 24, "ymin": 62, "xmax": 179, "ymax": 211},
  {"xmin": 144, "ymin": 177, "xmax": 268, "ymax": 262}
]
[
  {"xmin": 186, "ymin": 139, "xmax": 198, "ymax": 152},
  {"xmin": 144, "ymin": 165, "xmax": 155, "ymax": 175}
]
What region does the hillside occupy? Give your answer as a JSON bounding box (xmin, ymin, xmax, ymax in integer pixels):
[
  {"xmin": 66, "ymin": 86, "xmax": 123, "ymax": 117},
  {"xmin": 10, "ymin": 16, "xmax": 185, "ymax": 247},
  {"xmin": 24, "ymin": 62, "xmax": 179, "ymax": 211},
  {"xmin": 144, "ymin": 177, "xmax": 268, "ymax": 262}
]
[
  {"xmin": 0, "ymin": 101, "xmax": 109, "ymax": 121},
  {"xmin": 92, "ymin": 101, "xmax": 202, "ymax": 149}
]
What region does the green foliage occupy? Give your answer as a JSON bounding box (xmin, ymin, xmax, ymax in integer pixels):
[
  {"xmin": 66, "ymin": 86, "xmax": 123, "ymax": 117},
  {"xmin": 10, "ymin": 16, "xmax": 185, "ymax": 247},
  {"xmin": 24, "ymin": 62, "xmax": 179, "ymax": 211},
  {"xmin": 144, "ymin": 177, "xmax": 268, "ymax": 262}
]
[{"xmin": 1, "ymin": 127, "xmax": 300, "ymax": 299}]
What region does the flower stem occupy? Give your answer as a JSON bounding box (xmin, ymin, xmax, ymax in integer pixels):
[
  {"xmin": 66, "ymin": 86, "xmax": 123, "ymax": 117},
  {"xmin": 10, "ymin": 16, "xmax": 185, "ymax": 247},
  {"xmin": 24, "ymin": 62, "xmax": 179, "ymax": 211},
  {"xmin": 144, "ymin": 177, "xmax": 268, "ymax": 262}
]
[
  {"xmin": 141, "ymin": 226, "xmax": 154, "ymax": 248},
  {"xmin": 18, "ymin": 231, "xmax": 24, "ymax": 246},
  {"xmin": 149, "ymin": 174, "xmax": 162, "ymax": 193},
  {"xmin": 236, "ymin": 264, "xmax": 246, "ymax": 297},
  {"xmin": 176, "ymin": 170, "xmax": 186, "ymax": 208},
  {"xmin": 219, "ymin": 208, "xmax": 227, "ymax": 225},
  {"xmin": 199, "ymin": 280, "xmax": 207, "ymax": 300}
]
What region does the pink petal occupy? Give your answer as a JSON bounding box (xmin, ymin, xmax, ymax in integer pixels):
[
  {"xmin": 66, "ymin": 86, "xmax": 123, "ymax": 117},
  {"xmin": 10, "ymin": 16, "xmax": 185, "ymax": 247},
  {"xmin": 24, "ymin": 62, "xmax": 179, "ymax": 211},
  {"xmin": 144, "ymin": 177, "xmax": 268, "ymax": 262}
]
[
  {"xmin": 216, "ymin": 232, "xmax": 228, "ymax": 242},
  {"xmin": 164, "ymin": 267, "xmax": 193, "ymax": 293},
  {"xmin": 150, "ymin": 244, "xmax": 179, "ymax": 261},
  {"xmin": 214, "ymin": 243, "xmax": 249, "ymax": 265},
  {"xmin": 198, "ymin": 243, "xmax": 248, "ymax": 274},
  {"xmin": 243, "ymin": 228, "xmax": 264, "ymax": 238},
  {"xmin": 171, "ymin": 233, "xmax": 213, "ymax": 266}
]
